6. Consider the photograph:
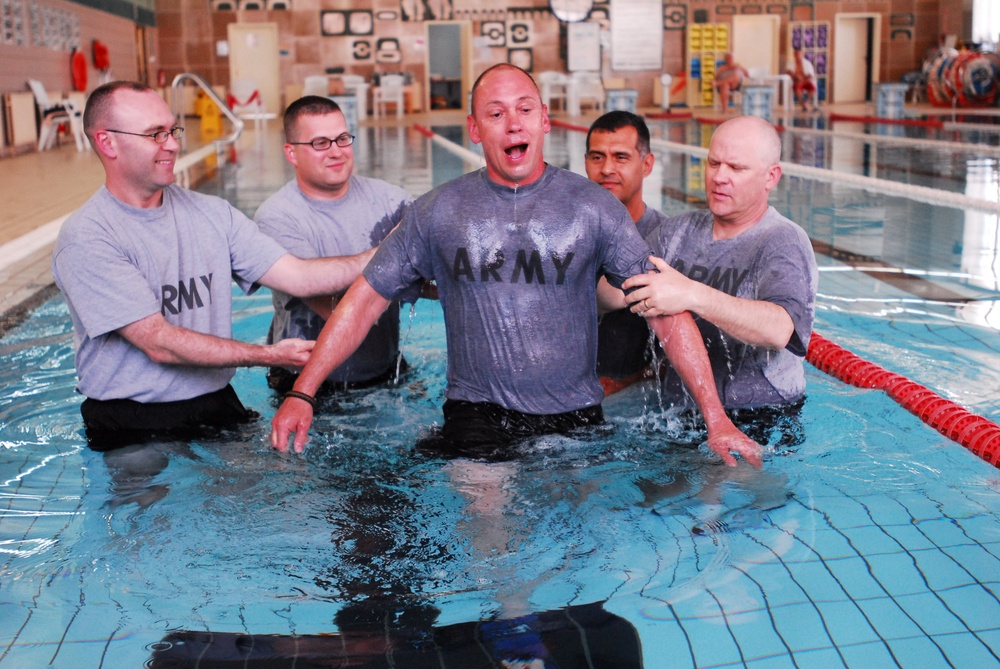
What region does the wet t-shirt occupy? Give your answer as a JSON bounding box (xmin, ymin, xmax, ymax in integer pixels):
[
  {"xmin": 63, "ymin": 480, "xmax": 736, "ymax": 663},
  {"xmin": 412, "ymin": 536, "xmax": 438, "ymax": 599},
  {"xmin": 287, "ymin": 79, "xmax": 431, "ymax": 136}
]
[
  {"xmin": 255, "ymin": 177, "xmax": 412, "ymax": 383},
  {"xmin": 596, "ymin": 206, "xmax": 671, "ymax": 379},
  {"xmin": 364, "ymin": 164, "xmax": 651, "ymax": 415},
  {"xmin": 646, "ymin": 207, "xmax": 818, "ymax": 408}
]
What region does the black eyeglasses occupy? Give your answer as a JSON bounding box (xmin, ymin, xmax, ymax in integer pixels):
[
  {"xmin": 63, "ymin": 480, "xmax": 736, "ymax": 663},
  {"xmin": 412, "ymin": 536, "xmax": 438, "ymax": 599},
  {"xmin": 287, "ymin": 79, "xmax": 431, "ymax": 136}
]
[
  {"xmin": 106, "ymin": 127, "xmax": 185, "ymax": 143},
  {"xmin": 289, "ymin": 134, "xmax": 355, "ymax": 151}
]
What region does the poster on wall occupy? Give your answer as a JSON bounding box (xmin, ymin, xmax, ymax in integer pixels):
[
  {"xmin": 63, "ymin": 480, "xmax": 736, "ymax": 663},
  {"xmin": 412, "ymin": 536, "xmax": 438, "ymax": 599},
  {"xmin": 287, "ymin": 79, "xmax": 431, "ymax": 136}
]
[
  {"xmin": 610, "ymin": 0, "xmax": 662, "ymax": 71},
  {"xmin": 567, "ymin": 21, "xmax": 600, "ymax": 73}
]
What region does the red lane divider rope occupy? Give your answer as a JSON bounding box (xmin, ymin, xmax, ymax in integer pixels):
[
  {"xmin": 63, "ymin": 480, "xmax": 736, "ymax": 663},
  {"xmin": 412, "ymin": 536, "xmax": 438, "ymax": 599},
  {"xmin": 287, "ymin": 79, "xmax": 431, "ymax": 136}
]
[
  {"xmin": 807, "ymin": 332, "xmax": 1000, "ymax": 467},
  {"xmin": 549, "ymin": 119, "xmax": 590, "ymax": 133}
]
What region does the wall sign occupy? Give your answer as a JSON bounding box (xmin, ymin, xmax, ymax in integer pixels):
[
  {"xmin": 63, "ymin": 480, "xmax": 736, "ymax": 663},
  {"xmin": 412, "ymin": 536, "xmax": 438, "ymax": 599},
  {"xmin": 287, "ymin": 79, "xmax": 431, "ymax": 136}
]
[{"xmin": 610, "ymin": 0, "xmax": 661, "ymax": 71}]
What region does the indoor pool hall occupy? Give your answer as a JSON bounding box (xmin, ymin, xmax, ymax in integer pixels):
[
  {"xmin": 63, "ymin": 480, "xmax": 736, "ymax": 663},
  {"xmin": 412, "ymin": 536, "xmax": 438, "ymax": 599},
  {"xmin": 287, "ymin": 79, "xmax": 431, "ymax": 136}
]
[{"xmin": 1, "ymin": 93, "xmax": 1000, "ymax": 668}]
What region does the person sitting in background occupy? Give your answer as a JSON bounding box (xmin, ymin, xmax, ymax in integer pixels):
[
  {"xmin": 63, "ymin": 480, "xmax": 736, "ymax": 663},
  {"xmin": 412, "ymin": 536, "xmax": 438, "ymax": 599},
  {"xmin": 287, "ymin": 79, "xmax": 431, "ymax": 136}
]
[
  {"xmin": 789, "ymin": 49, "xmax": 817, "ymax": 111},
  {"xmin": 713, "ymin": 53, "xmax": 749, "ymax": 110}
]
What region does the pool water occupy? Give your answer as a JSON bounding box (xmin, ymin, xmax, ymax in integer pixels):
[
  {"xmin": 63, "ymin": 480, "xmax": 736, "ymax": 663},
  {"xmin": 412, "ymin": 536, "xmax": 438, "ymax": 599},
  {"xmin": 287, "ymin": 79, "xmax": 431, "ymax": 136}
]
[{"xmin": 2, "ymin": 118, "xmax": 1000, "ymax": 668}]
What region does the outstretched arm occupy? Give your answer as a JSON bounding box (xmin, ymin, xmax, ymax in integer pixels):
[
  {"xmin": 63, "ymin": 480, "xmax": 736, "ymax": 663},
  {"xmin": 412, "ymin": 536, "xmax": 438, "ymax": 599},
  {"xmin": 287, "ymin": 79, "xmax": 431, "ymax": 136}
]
[
  {"xmin": 270, "ymin": 277, "xmax": 390, "ymax": 454},
  {"xmin": 258, "ymin": 248, "xmax": 378, "ymax": 299},
  {"xmin": 624, "ymin": 256, "xmax": 794, "ymax": 350},
  {"xmin": 647, "ymin": 313, "xmax": 763, "ymax": 468},
  {"xmin": 120, "ymin": 313, "xmax": 316, "ymax": 369}
]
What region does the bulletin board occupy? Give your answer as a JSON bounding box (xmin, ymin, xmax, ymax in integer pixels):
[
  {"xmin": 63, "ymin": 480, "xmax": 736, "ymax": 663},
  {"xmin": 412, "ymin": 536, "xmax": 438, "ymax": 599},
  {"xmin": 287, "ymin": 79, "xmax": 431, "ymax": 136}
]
[{"xmin": 610, "ymin": 0, "xmax": 662, "ymax": 71}]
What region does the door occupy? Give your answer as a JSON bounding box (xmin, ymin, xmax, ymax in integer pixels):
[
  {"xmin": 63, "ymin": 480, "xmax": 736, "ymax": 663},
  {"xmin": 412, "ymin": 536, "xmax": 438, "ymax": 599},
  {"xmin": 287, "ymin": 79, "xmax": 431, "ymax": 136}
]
[
  {"xmin": 425, "ymin": 21, "xmax": 474, "ymax": 112},
  {"xmin": 732, "ymin": 15, "xmax": 780, "ymax": 75},
  {"xmin": 833, "ymin": 14, "xmax": 881, "ymax": 103},
  {"xmin": 227, "ymin": 23, "xmax": 281, "ymax": 116}
]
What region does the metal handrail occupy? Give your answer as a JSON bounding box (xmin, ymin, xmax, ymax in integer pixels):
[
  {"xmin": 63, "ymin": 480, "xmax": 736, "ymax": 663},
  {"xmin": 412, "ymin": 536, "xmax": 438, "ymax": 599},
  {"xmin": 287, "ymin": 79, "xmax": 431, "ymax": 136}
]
[{"xmin": 170, "ymin": 72, "xmax": 244, "ymax": 154}]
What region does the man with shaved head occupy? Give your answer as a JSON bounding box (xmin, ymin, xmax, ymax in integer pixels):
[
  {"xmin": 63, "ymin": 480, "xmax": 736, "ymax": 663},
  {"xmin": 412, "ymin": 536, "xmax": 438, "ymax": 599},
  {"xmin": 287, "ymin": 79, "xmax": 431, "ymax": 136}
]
[
  {"xmin": 271, "ymin": 64, "xmax": 762, "ymax": 466},
  {"xmin": 624, "ymin": 115, "xmax": 818, "ymax": 417}
]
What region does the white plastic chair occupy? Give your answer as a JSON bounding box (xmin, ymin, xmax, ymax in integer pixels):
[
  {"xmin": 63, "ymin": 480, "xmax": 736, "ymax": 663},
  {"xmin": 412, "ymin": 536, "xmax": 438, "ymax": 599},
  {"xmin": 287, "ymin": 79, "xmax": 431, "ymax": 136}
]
[
  {"xmin": 27, "ymin": 79, "xmax": 87, "ymax": 152},
  {"xmin": 373, "ymin": 74, "xmax": 405, "ymax": 120},
  {"xmin": 537, "ymin": 71, "xmax": 568, "ymax": 112},
  {"xmin": 572, "ymin": 71, "xmax": 605, "ymax": 113},
  {"xmin": 302, "ymin": 76, "xmax": 329, "ymax": 97}
]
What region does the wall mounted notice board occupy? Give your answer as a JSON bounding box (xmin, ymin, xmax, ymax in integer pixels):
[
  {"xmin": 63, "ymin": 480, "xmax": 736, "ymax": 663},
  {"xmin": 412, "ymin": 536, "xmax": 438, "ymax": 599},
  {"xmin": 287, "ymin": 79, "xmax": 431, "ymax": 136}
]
[{"xmin": 610, "ymin": 0, "xmax": 663, "ymax": 71}]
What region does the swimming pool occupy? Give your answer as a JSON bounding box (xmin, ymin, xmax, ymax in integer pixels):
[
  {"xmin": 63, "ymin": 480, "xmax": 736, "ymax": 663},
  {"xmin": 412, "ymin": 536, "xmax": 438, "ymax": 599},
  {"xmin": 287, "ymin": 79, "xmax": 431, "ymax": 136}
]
[{"xmin": 1, "ymin": 117, "xmax": 999, "ymax": 667}]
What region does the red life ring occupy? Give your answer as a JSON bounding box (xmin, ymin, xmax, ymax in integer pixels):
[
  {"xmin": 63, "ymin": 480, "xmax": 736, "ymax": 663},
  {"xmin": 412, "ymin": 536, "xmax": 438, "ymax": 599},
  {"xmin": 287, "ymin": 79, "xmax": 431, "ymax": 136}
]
[{"xmin": 71, "ymin": 49, "xmax": 88, "ymax": 92}]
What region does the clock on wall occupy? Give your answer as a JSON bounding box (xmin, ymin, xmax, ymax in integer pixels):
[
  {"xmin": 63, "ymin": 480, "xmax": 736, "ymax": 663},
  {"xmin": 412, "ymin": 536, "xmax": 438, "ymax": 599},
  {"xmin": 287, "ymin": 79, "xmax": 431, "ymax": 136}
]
[{"xmin": 550, "ymin": 0, "xmax": 594, "ymax": 23}]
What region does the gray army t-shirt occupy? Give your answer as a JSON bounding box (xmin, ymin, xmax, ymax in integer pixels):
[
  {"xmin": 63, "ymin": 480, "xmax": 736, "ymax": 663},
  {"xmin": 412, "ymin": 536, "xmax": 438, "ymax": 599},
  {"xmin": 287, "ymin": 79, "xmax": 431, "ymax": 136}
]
[
  {"xmin": 646, "ymin": 206, "xmax": 818, "ymax": 408},
  {"xmin": 255, "ymin": 176, "xmax": 412, "ymax": 383},
  {"xmin": 364, "ymin": 164, "xmax": 652, "ymax": 416},
  {"xmin": 52, "ymin": 185, "xmax": 286, "ymax": 403}
]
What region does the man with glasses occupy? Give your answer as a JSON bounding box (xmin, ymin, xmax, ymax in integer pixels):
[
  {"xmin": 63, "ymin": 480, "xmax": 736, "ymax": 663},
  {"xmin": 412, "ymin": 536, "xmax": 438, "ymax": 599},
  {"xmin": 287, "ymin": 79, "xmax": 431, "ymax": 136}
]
[
  {"xmin": 255, "ymin": 96, "xmax": 414, "ymax": 394},
  {"xmin": 52, "ymin": 81, "xmax": 376, "ymax": 450}
]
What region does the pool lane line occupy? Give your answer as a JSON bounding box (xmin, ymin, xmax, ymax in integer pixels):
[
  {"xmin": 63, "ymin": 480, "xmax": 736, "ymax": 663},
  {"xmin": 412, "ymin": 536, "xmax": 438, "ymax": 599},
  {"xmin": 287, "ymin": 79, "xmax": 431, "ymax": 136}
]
[
  {"xmin": 828, "ymin": 113, "xmax": 945, "ymax": 128},
  {"xmin": 773, "ymin": 123, "xmax": 1000, "ymax": 158},
  {"xmin": 807, "ymin": 333, "xmax": 1000, "ymax": 469}
]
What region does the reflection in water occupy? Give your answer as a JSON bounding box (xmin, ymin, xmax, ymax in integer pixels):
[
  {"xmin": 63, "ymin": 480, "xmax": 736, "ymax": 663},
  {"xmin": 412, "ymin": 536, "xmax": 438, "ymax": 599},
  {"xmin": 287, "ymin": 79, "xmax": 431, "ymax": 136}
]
[{"xmin": 148, "ymin": 600, "xmax": 642, "ymax": 668}]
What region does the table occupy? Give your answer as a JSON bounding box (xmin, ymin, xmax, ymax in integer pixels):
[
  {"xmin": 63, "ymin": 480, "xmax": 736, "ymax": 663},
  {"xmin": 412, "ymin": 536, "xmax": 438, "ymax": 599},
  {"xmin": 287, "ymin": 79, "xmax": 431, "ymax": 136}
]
[{"xmin": 746, "ymin": 73, "xmax": 793, "ymax": 112}]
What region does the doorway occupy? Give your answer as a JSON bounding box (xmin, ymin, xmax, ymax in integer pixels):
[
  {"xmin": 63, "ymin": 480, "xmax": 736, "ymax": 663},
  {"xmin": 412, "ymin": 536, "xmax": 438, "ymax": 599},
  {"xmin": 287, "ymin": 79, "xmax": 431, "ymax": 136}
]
[
  {"xmin": 732, "ymin": 15, "xmax": 781, "ymax": 75},
  {"xmin": 833, "ymin": 13, "xmax": 881, "ymax": 103},
  {"xmin": 227, "ymin": 23, "xmax": 280, "ymax": 116},
  {"xmin": 425, "ymin": 21, "xmax": 474, "ymax": 112}
]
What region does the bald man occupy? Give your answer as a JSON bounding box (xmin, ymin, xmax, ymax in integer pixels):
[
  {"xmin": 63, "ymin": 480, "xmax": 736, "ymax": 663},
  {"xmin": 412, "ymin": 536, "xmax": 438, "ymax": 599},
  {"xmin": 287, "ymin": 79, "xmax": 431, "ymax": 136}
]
[{"xmin": 624, "ymin": 115, "xmax": 818, "ymax": 412}]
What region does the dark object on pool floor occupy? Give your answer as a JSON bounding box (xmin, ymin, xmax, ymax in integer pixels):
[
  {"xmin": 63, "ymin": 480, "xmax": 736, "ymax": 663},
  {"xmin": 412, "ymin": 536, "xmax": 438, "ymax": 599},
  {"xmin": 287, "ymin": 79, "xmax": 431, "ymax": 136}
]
[{"xmin": 147, "ymin": 601, "xmax": 642, "ymax": 668}]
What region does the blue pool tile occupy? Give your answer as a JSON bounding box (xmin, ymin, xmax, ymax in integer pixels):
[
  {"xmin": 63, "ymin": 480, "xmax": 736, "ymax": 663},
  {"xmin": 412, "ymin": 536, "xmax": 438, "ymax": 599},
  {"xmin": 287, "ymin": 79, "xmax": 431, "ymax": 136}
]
[
  {"xmin": 825, "ymin": 556, "xmax": 886, "ymax": 601},
  {"xmin": 840, "ymin": 525, "xmax": 907, "ymax": 557},
  {"xmin": 632, "ymin": 616, "xmax": 697, "ymax": 667},
  {"xmin": 746, "ymin": 564, "xmax": 807, "ymax": 607},
  {"xmin": 884, "ymin": 633, "xmax": 955, "ymax": 668},
  {"xmin": 867, "ymin": 551, "xmax": 929, "ymax": 597},
  {"xmin": 798, "ymin": 527, "xmax": 857, "ymax": 560},
  {"xmin": 912, "ymin": 546, "xmax": 979, "ymax": 590},
  {"xmin": 770, "ymin": 602, "xmax": 833, "ymax": 652},
  {"xmin": 815, "ymin": 600, "xmax": 881, "ymax": 647},
  {"xmin": 952, "ymin": 512, "xmax": 1000, "ymax": 541},
  {"xmin": 937, "ymin": 583, "xmax": 1000, "ymax": 632},
  {"xmin": 725, "ymin": 607, "xmax": 789, "ymax": 661},
  {"xmin": 915, "ymin": 517, "xmax": 979, "ymax": 548},
  {"xmin": 932, "ymin": 630, "xmax": 1000, "ymax": 668},
  {"xmin": 788, "ymin": 560, "xmax": 853, "ymax": 603},
  {"xmin": 811, "ymin": 496, "xmax": 872, "ymax": 529},
  {"xmin": 838, "ymin": 638, "xmax": 908, "ymax": 668},
  {"xmin": 895, "ymin": 591, "xmax": 969, "ymax": 636},
  {"xmin": 861, "ymin": 497, "xmax": 913, "ymax": 527},
  {"xmin": 881, "ymin": 523, "xmax": 937, "ymax": 552},
  {"xmin": 854, "ymin": 596, "xmax": 924, "ymax": 641}
]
